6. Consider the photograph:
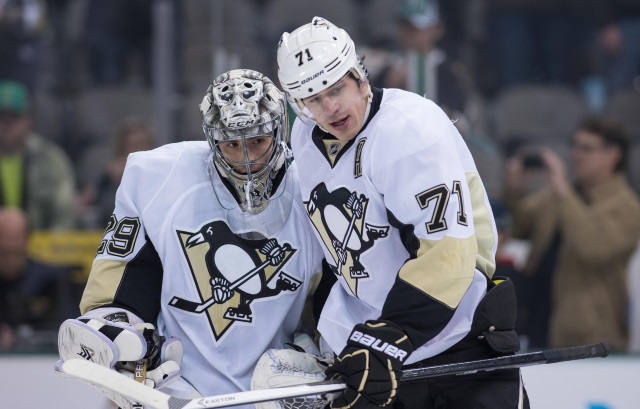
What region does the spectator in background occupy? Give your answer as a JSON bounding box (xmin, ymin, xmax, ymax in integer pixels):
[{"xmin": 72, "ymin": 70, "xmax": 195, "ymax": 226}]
[
  {"xmin": 587, "ymin": 0, "xmax": 640, "ymax": 92},
  {"xmin": 77, "ymin": 117, "xmax": 154, "ymax": 228},
  {"xmin": 503, "ymin": 116, "xmax": 640, "ymax": 351},
  {"xmin": 0, "ymin": 80, "xmax": 76, "ymax": 230},
  {"xmin": 0, "ymin": 207, "xmax": 74, "ymax": 349},
  {"xmin": 383, "ymin": 0, "xmax": 474, "ymax": 116}
]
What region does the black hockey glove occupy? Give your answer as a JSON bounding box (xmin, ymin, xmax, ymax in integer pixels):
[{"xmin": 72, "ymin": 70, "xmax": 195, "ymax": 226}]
[{"xmin": 325, "ymin": 320, "xmax": 414, "ymax": 409}]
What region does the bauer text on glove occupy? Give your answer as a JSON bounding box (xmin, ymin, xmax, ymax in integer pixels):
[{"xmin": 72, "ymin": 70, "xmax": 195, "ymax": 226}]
[{"xmin": 325, "ymin": 320, "xmax": 413, "ymax": 409}]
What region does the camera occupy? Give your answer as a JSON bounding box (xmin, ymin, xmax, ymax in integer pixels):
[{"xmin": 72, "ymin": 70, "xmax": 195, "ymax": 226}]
[{"xmin": 522, "ymin": 152, "xmax": 544, "ymax": 169}]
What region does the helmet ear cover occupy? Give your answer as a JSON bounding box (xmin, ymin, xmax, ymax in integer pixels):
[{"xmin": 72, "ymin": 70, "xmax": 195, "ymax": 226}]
[{"xmin": 199, "ymin": 69, "xmax": 289, "ymax": 214}]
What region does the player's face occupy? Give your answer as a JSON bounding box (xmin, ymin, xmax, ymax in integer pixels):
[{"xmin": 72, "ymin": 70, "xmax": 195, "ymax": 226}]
[
  {"xmin": 571, "ymin": 130, "xmax": 618, "ymax": 184},
  {"xmin": 217, "ymin": 135, "xmax": 275, "ymax": 174},
  {"xmin": 302, "ymin": 75, "xmax": 369, "ymax": 141},
  {"xmin": 0, "ymin": 111, "xmax": 30, "ymax": 153}
]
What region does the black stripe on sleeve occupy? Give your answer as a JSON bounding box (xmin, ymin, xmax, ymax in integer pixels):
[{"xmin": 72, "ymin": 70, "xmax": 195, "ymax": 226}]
[{"xmin": 107, "ymin": 235, "xmax": 164, "ymax": 323}]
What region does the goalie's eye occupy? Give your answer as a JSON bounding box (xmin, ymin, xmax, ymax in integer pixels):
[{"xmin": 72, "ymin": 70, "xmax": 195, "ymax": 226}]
[
  {"xmin": 221, "ymin": 93, "xmax": 233, "ymax": 101},
  {"xmin": 242, "ymin": 90, "xmax": 256, "ymax": 99}
]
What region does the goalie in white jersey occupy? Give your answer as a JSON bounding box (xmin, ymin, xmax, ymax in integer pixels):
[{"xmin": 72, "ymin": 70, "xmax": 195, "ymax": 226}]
[
  {"xmin": 55, "ymin": 69, "xmax": 326, "ymax": 409},
  {"xmin": 275, "ymin": 17, "xmax": 530, "ymax": 409}
]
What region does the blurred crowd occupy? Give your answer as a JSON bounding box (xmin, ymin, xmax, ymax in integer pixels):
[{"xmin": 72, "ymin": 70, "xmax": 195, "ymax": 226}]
[{"xmin": 1, "ymin": 0, "xmax": 639, "ymax": 354}]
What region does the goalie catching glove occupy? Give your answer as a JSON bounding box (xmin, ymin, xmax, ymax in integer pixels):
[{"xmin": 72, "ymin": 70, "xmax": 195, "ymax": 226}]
[
  {"xmin": 252, "ymin": 348, "xmax": 334, "ymax": 409},
  {"xmin": 57, "ymin": 307, "xmax": 183, "ymax": 403},
  {"xmin": 251, "ymin": 333, "xmax": 333, "ymax": 409},
  {"xmin": 326, "ymin": 320, "xmax": 413, "ymax": 409}
]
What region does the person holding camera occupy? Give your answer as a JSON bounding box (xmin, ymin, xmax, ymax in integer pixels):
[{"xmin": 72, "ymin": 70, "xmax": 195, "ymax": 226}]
[{"xmin": 503, "ymin": 116, "xmax": 640, "ymax": 351}]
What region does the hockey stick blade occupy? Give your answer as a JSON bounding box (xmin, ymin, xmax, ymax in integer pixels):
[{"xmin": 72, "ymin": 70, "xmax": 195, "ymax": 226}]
[{"xmin": 58, "ymin": 342, "xmax": 608, "ymax": 409}]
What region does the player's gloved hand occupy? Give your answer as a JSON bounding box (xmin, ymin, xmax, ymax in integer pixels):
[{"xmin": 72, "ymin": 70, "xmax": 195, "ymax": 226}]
[
  {"xmin": 325, "ymin": 320, "xmax": 413, "ymax": 409},
  {"xmin": 57, "ymin": 307, "xmax": 183, "ymax": 389}
]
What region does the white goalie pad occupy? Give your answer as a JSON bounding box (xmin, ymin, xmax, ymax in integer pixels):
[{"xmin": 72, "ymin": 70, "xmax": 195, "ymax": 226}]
[{"xmin": 251, "ymin": 349, "xmax": 333, "ymax": 409}]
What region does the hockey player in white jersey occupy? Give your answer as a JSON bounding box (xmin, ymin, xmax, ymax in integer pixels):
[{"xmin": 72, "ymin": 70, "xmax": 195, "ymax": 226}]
[
  {"xmin": 55, "ymin": 69, "xmax": 327, "ymax": 409},
  {"xmin": 274, "ymin": 17, "xmax": 530, "ymax": 409}
]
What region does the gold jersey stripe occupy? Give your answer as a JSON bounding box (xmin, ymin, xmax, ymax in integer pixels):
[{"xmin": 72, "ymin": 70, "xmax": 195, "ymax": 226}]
[
  {"xmin": 399, "ymin": 235, "xmax": 477, "ymax": 309},
  {"xmin": 79, "ymin": 259, "xmax": 128, "ymax": 314},
  {"xmin": 466, "ymin": 171, "xmax": 497, "ymax": 278}
]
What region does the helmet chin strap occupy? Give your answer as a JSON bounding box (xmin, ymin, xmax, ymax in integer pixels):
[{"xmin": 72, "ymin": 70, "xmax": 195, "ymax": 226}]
[{"xmin": 361, "ymin": 83, "xmax": 373, "ymax": 130}]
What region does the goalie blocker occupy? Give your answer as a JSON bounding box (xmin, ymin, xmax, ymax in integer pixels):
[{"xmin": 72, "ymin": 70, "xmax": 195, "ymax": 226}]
[{"xmin": 57, "ymin": 307, "xmax": 183, "ymax": 409}]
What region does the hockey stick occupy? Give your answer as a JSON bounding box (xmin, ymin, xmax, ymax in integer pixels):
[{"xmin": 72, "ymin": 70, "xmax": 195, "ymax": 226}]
[
  {"xmin": 57, "ymin": 342, "xmax": 608, "ymax": 409},
  {"xmin": 132, "ymin": 359, "xmax": 148, "ymax": 409},
  {"xmin": 400, "ymin": 341, "xmax": 608, "ymax": 379}
]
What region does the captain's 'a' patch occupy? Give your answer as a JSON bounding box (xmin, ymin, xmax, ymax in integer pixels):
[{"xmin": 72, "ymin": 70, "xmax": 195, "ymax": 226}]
[
  {"xmin": 305, "ymin": 182, "xmax": 389, "ymax": 296},
  {"xmin": 170, "ymin": 220, "xmax": 300, "ymax": 342}
]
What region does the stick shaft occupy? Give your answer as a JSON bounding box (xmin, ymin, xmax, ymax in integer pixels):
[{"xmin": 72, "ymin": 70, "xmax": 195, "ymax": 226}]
[
  {"xmin": 132, "ymin": 360, "xmax": 147, "ymax": 409},
  {"xmin": 402, "ymin": 342, "xmax": 609, "ymax": 380}
]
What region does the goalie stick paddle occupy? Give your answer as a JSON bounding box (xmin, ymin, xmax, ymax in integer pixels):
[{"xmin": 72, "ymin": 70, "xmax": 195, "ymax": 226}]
[{"xmin": 57, "ymin": 342, "xmax": 608, "ymax": 409}]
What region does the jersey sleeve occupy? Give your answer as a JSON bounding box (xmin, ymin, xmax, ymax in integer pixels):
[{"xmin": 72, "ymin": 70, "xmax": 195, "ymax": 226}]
[
  {"xmin": 370, "ymin": 103, "xmax": 495, "ymax": 348},
  {"xmin": 79, "ymin": 153, "xmax": 164, "ymax": 323}
]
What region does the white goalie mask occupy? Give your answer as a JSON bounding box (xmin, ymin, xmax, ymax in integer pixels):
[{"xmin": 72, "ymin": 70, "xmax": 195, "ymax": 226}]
[
  {"xmin": 200, "ymin": 69, "xmax": 293, "ymax": 237},
  {"xmin": 277, "ymin": 16, "xmax": 370, "ymax": 125}
]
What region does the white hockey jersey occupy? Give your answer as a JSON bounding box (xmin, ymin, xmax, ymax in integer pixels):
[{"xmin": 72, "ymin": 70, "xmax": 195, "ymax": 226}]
[
  {"xmin": 291, "ymin": 87, "xmax": 498, "ymax": 364},
  {"xmin": 80, "ymin": 141, "xmax": 324, "ymax": 404}
]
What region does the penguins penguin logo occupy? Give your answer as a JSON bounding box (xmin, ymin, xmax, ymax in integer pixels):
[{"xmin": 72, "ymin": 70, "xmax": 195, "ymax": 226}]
[
  {"xmin": 305, "ymin": 183, "xmax": 389, "ymax": 295},
  {"xmin": 170, "ymin": 220, "xmax": 301, "ymax": 341}
]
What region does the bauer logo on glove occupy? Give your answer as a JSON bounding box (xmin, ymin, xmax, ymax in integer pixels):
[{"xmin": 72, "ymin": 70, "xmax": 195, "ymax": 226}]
[
  {"xmin": 326, "ymin": 320, "xmax": 413, "ymax": 409},
  {"xmin": 348, "ymin": 330, "xmax": 409, "ymax": 361}
]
